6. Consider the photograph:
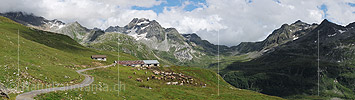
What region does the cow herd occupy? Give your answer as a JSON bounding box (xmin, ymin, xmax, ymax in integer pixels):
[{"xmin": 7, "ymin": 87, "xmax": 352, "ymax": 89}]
[{"xmin": 128, "ymin": 65, "xmax": 207, "ymax": 87}]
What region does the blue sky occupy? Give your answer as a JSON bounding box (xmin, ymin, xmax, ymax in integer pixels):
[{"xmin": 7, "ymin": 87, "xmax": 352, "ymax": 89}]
[
  {"xmin": 132, "ymin": 0, "xmax": 206, "ymax": 13},
  {"xmin": 318, "ymin": 2, "xmax": 355, "ymax": 22},
  {"xmin": 319, "ymin": 4, "xmax": 328, "ymax": 19},
  {"xmin": 348, "ymin": 2, "xmax": 355, "ymax": 7}
]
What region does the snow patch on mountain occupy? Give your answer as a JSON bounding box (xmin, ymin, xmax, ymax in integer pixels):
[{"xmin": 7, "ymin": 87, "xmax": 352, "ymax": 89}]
[
  {"xmin": 48, "ymin": 21, "xmax": 65, "ymax": 29},
  {"xmin": 328, "ymin": 33, "xmax": 337, "ymax": 37},
  {"xmin": 338, "ymin": 29, "xmax": 346, "ymax": 33},
  {"xmin": 141, "ymin": 25, "xmax": 149, "ymax": 30},
  {"xmin": 292, "ymin": 35, "xmax": 299, "ymax": 40},
  {"xmin": 137, "ymin": 20, "xmax": 149, "ymax": 26}
]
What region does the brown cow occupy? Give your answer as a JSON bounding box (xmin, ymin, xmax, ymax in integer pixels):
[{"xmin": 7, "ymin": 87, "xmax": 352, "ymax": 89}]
[
  {"xmin": 151, "ymin": 75, "xmax": 156, "ymax": 79},
  {"xmin": 136, "ymin": 78, "xmax": 143, "ymax": 82}
]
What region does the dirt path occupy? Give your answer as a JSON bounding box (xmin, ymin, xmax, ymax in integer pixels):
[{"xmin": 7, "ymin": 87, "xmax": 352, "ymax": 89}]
[{"xmin": 16, "ymin": 63, "xmax": 115, "ymax": 100}]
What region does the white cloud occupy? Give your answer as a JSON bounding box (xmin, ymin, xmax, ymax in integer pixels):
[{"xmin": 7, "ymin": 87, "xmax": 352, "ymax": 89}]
[
  {"xmin": 0, "ymin": 0, "xmax": 354, "ymax": 46},
  {"xmin": 94, "ymin": 0, "xmax": 165, "ymax": 8}
]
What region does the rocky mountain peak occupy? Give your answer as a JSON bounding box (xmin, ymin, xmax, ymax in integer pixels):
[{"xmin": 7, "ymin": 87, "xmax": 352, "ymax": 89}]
[
  {"xmin": 0, "ymin": 12, "xmax": 47, "ymax": 26},
  {"xmin": 291, "ymin": 20, "xmax": 308, "ymax": 26},
  {"xmin": 183, "ymin": 33, "xmax": 200, "ymax": 41},
  {"xmin": 294, "ymin": 19, "xmax": 303, "ymax": 23},
  {"xmin": 317, "ymin": 19, "xmax": 345, "ymax": 29},
  {"xmin": 73, "ymin": 21, "xmax": 80, "ymax": 25},
  {"xmin": 126, "ymin": 18, "xmax": 152, "ymax": 29},
  {"xmin": 105, "ymin": 25, "xmax": 124, "ymax": 32},
  {"xmin": 308, "ymin": 19, "xmax": 348, "ymax": 40},
  {"xmin": 320, "ymin": 19, "xmax": 330, "ymax": 24},
  {"xmin": 130, "ymin": 18, "xmax": 149, "ymax": 23},
  {"xmin": 66, "ymin": 21, "xmax": 82, "ymax": 27},
  {"xmin": 316, "ymin": 19, "xmax": 345, "ymax": 33}
]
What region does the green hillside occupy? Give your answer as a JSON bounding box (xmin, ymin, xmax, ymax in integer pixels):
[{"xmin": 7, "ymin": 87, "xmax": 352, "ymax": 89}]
[
  {"xmin": 0, "ymin": 16, "xmax": 135, "ymax": 99},
  {"xmin": 35, "ymin": 65, "xmax": 283, "ymax": 100}
]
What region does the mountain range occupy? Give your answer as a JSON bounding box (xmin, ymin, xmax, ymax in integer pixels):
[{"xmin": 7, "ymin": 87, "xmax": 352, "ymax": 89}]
[
  {"xmin": 0, "ymin": 12, "xmax": 314, "ymax": 67},
  {"xmin": 223, "ymin": 19, "xmax": 355, "ymax": 99},
  {"xmin": 1, "ymin": 12, "xmax": 355, "ymax": 99}
]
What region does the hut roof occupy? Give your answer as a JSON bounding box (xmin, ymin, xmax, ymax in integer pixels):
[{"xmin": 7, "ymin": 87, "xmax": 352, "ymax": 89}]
[
  {"xmin": 143, "ymin": 60, "xmax": 159, "ymax": 64},
  {"xmin": 118, "ymin": 60, "xmax": 144, "ymax": 65},
  {"xmin": 91, "ymin": 55, "xmax": 107, "ymax": 58}
]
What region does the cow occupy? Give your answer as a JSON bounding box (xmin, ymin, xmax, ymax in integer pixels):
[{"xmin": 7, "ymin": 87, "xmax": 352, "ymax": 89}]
[
  {"xmin": 136, "ymin": 78, "xmax": 143, "ymax": 82},
  {"xmin": 128, "ymin": 76, "xmax": 132, "ymax": 79},
  {"xmin": 172, "ymin": 82, "xmax": 178, "ymax": 85},
  {"xmin": 153, "ymin": 70, "xmax": 160, "ymax": 75},
  {"xmin": 151, "ymin": 75, "xmax": 156, "ymax": 79},
  {"xmin": 203, "ymin": 84, "xmax": 207, "ymax": 88}
]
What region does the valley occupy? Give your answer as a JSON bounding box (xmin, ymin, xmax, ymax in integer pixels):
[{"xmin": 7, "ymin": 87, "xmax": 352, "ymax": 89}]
[{"xmin": 1, "ymin": 11, "xmax": 355, "ymax": 100}]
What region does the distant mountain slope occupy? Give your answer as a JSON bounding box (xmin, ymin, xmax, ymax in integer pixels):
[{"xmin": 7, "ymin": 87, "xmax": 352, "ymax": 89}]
[
  {"xmin": 0, "ymin": 12, "xmax": 106, "ymax": 44},
  {"xmin": 182, "ymin": 33, "xmax": 233, "ymax": 55},
  {"xmin": 223, "ymin": 19, "xmax": 355, "ymax": 99},
  {"xmin": 231, "ymin": 20, "xmax": 318, "ymax": 56}
]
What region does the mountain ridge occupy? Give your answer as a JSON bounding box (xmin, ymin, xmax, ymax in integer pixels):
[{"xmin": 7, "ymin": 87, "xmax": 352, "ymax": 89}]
[{"xmin": 223, "ymin": 19, "xmax": 355, "ymax": 99}]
